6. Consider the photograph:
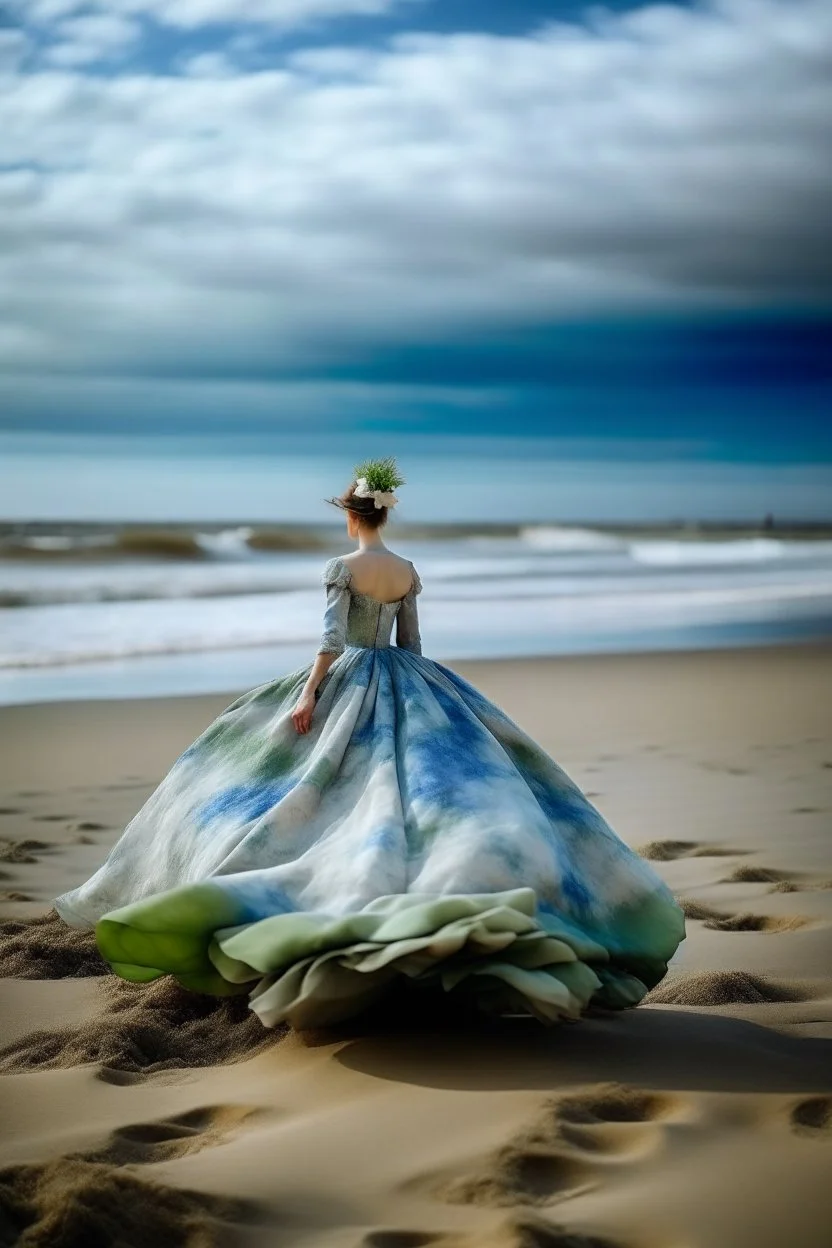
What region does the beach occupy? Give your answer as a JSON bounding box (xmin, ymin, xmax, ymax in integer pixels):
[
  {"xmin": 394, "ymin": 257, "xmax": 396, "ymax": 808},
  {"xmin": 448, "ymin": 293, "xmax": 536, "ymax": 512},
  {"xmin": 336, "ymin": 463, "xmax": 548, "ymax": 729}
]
[{"xmin": 1, "ymin": 644, "xmax": 831, "ymax": 1247}]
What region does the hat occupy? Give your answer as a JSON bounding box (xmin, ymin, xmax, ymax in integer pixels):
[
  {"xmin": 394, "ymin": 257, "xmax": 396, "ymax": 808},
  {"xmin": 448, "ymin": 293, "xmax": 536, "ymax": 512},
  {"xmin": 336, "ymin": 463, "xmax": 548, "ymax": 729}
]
[{"xmin": 325, "ymin": 456, "xmax": 405, "ymax": 514}]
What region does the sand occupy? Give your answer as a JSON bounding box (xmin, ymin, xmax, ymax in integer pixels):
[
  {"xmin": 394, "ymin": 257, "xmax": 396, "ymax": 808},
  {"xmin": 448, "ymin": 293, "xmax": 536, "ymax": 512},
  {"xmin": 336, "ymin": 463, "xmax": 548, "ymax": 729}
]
[{"xmin": 0, "ymin": 643, "xmax": 831, "ymax": 1248}]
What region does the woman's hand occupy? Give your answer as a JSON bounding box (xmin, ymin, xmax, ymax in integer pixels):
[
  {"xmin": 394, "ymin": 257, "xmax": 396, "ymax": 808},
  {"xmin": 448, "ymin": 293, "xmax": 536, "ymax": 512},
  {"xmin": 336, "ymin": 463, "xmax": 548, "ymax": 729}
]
[{"xmin": 291, "ymin": 690, "xmax": 317, "ymax": 735}]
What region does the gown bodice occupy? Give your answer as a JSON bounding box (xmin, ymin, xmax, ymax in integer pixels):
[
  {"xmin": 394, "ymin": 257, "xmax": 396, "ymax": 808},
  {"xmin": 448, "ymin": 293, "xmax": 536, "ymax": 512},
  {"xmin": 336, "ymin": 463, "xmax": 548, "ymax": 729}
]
[
  {"xmin": 317, "ymin": 555, "xmax": 423, "ymax": 655},
  {"xmin": 344, "ymin": 592, "xmax": 402, "ymax": 649}
]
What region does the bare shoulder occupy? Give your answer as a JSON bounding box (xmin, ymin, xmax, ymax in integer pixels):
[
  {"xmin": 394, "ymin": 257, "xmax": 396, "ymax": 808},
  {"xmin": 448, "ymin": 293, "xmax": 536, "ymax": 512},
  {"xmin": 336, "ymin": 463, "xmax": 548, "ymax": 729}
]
[
  {"xmin": 340, "ymin": 549, "xmax": 411, "ymax": 572},
  {"xmin": 341, "ymin": 549, "xmax": 415, "ymax": 600}
]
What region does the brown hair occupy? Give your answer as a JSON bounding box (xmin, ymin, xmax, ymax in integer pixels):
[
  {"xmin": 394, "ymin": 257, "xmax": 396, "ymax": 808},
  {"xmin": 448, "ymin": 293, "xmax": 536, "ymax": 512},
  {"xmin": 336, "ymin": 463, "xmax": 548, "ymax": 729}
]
[{"xmin": 327, "ymin": 482, "xmax": 389, "ymax": 530}]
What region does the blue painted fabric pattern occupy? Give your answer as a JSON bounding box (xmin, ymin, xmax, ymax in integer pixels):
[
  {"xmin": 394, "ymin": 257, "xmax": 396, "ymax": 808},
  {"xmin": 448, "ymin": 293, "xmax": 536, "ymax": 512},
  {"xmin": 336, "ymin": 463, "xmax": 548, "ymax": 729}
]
[{"xmin": 55, "ymin": 556, "xmax": 686, "ymax": 1028}]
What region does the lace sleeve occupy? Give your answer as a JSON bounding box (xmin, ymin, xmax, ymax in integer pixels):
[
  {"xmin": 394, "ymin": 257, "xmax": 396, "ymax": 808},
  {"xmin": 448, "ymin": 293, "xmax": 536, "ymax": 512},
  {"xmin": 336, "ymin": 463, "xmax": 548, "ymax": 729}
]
[
  {"xmin": 395, "ymin": 561, "xmax": 422, "ymax": 655},
  {"xmin": 317, "ymin": 557, "xmax": 352, "ymax": 656}
]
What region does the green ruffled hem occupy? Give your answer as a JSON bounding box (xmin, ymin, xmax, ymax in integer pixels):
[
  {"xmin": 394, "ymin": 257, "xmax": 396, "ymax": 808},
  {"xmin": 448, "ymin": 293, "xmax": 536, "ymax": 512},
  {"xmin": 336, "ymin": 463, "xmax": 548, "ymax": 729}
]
[{"xmin": 95, "ymin": 885, "xmax": 681, "ymax": 1028}]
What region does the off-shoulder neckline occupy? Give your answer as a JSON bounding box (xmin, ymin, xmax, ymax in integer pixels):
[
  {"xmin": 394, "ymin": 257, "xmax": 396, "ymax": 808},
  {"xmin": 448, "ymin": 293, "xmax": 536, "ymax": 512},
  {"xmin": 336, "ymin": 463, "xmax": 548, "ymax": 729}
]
[{"xmin": 328, "ymin": 555, "xmax": 415, "ymax": 606}]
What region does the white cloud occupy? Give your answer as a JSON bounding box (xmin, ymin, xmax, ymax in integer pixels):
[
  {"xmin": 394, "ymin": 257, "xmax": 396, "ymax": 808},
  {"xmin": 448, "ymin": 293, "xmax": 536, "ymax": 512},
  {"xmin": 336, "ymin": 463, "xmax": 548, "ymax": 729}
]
[
  {"xmin": 13, "ymin": 0, "xmax": 418, "ymax": 33},
  {"xmin": 44, "ymin": 13, "xmax": 142, "ymax": 66},
  {"xmin": 139, "ymin": 0, "xmax": 417, "ymax": 29},
  {"xmin": 177, "ymin": 50, "xmax": 240, "ymax": 77},
  {"xmin": 0, "ymin": 0, "xmax": 830, "ymax": 387}
]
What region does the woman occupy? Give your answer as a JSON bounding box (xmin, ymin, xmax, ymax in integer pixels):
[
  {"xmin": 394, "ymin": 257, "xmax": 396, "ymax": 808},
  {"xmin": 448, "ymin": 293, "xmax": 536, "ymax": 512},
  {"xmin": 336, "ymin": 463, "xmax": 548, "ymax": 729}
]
[{"xmin": 55, "ymin": 458, "xmax": 685, "ymax": 1029}]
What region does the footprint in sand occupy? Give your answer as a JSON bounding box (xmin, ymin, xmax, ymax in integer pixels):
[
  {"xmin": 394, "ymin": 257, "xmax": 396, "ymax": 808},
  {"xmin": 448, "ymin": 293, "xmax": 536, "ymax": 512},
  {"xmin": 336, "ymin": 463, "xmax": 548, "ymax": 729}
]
[
  {"xmin": 374, "ymin": 1086, "xmax": 832, "ymax": 1248},
  {"xmin": 364, "ymin": 1234, "xmax": 442, "ymax": 1248},
  {"xmin": 678, "ymin": 899, "xmax": 810, "ymax": 933},
  {"xmin": 0, "ymin": 1158, "xmax": 261, "ymax": 1247},
  {"xmin": 502, "ymin": 1219, "xmax": 624, "ymax": 1248},
  {"xmin": 437, "ymin": 1143, "xmax": 595, "ymax": 1209},
  {"xmin": 701, "ymin": 913, "xmax": 809, "ymax": 934},
  {"xmin": 721, "ymin": 865, "xmax": 794, "ymax": 885},
  {"xmin": 551, "ymin": 1085, "xmax": 679, "ymax": 1129},
  {"xmin": 0, "ymin": 839, "xmax": 52, "ymax": 864},
  {"xmin": 95, "ymin": 1068, "xmax": 156, "ymax": 1087},
  {"xmin": 678, "ymin": 899, "xmax": 726, "ymax": 920},
  {"xmin": 537, "ymin": 1085, "xmax": 683, "ymax": 1163},
  {"xmin": 789, "ymin": 1096, "xmax": 832, "ymax": 1137},
  {"xmin": 78, "ymin": 1104, "xmax": 263, "ymax": 1165},
  {"xmin": 637, "ymin": 840, "xmax": 749, "ymax": 861},
  {"xmin": 364, "ymin": 1217, "xmax": 623, "ymax": 1248},
  {"xmin": 431, "ymin": 1083, "xmax": 683, "ymax": 1211}
]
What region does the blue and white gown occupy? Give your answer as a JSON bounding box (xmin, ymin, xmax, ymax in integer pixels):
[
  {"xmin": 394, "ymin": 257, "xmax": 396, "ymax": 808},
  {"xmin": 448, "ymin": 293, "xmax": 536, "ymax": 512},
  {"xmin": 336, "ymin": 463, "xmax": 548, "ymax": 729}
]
[{"xmin": 55, "ymin": 556, "xmax": 686, "ymax": 1029}]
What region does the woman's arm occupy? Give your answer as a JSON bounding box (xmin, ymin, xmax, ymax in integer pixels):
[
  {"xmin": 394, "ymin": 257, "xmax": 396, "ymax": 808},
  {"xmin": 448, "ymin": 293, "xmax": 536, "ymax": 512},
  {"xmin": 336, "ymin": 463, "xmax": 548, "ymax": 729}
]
[
  {"xmin": 292, "ymin": 559, "xmax": 352, "ymax": 734},
  {"xmin": 292, "ymin": 652, "xmax": 338, "ymax": 734},
  {"xmin": 395, "ymin": 562, "xmax": 423, "ymax": 654}
]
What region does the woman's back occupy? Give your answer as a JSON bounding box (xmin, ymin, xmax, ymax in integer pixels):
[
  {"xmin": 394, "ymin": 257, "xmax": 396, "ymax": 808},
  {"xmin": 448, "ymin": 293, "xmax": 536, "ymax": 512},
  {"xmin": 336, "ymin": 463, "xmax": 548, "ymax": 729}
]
[
  {"xmin": 318, "ymin": 552, "xmax": 422, "ymax": 654},
  {"xmin": 339, "ymin": 550, "xmax": 414, "ymax": 603}
]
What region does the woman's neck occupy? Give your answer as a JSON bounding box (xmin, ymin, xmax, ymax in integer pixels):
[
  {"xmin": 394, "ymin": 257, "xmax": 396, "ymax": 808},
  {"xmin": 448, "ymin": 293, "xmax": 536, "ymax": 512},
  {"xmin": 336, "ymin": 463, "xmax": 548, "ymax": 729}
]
[{"xmin": 357, "ymin": 531, "xmax": 386, "ymax": 551}]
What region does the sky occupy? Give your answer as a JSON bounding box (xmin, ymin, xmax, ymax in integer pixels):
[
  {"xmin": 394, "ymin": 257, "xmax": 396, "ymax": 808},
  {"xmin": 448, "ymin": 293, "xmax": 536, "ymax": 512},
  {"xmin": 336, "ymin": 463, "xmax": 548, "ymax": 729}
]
[{"xmin": 1, "ymin": 1, "xmax": 831, "ymax": 520}]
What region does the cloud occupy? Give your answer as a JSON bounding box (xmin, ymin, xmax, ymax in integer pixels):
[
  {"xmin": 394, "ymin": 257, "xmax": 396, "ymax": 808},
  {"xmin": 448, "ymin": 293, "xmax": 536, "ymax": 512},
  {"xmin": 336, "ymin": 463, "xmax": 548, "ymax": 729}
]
[
  {"xmin": 177, "ymin": 49, "xmax": 241, "ymax": 77},
  {"xmin": 141, "ymin": 0, "xmax": 417, "ymax": 29},
  {"xmin": 44, "ymin": 13, "xmax": 142, "ymax": 66},
  {"xmin": 12, "ymin": 0, "xmax": 419, "ymax": 34},
  {"xmin": 0, "ymin": 28, "xmax": 30, "ymax": 71},
  {"xmin": 0, "ymin": 0, "xmax": 830, "ymax": 400}
]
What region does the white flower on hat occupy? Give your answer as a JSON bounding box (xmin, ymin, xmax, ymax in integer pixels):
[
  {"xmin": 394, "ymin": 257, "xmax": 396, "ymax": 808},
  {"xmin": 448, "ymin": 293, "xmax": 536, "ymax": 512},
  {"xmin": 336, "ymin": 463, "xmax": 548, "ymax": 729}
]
[
  {"xmin": 350, "ymin": 457, "xmax": 405, "ymax": 509},
  {"xmin": 353, "ymin": 476, "xmax": 399, "ymax": 509}
]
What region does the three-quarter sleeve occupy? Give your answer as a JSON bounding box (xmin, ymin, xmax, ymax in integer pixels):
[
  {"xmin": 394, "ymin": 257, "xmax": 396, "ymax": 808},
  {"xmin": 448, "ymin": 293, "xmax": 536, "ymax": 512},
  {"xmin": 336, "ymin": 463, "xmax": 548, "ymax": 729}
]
[
  {"xmin": 317, "ymin": 557, "xmax": 352, "ymax": 656},
  {"xmin": 395, "ymin": 562, "xmax": 423, "ymax": 655}
]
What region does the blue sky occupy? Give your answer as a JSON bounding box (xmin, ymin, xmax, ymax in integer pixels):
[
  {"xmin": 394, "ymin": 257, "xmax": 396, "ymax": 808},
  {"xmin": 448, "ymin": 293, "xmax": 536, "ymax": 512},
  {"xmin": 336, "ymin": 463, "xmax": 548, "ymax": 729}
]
[
  {"xmin": 5, "ymin": 2, "xmax": 696, "ymax": 68},
  {"xmin": 1, "ymin": 0, "xmax": 831, "ymax": 514}
]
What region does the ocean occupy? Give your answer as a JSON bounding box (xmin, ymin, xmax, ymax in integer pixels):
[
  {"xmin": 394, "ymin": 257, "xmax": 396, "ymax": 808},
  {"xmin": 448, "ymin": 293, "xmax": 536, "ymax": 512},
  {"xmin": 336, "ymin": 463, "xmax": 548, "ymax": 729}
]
[{"xmin": 2, "ymin": 520, "xmax": 831, "ymax": 705}]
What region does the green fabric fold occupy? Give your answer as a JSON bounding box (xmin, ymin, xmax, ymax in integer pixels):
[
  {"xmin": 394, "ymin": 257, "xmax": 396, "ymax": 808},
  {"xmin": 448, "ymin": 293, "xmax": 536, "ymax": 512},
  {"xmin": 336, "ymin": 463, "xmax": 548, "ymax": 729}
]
[{"xmin": 95, "ymin": 885, "xmax": 675, "ymax": 1029}]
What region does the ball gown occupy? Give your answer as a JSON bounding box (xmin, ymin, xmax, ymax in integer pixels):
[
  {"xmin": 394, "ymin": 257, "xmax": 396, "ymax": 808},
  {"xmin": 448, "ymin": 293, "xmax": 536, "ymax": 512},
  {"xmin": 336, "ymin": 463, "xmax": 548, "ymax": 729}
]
[{"xmin": 54, "ymin": 555, "xmax": 686, "ymax": 1029}]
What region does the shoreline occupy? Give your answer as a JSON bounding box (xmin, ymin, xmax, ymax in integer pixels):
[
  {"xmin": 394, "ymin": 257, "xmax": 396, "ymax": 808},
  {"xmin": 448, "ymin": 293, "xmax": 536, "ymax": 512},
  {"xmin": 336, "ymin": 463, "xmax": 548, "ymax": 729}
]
[
  {"xmin": 6, "ymin": 522, "xmax": 831, "ymax": 704},
  {"xmin": 3, "ymin": 633, "xmax": 832, "ymax": 711}
]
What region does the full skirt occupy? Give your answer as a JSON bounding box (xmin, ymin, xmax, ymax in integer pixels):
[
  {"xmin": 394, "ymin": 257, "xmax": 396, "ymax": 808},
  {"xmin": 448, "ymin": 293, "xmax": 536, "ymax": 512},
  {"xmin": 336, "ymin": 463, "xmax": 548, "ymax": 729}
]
[{"xmin": 55, "ymin": 648, "xmax": 686, "ymax": 1028}]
